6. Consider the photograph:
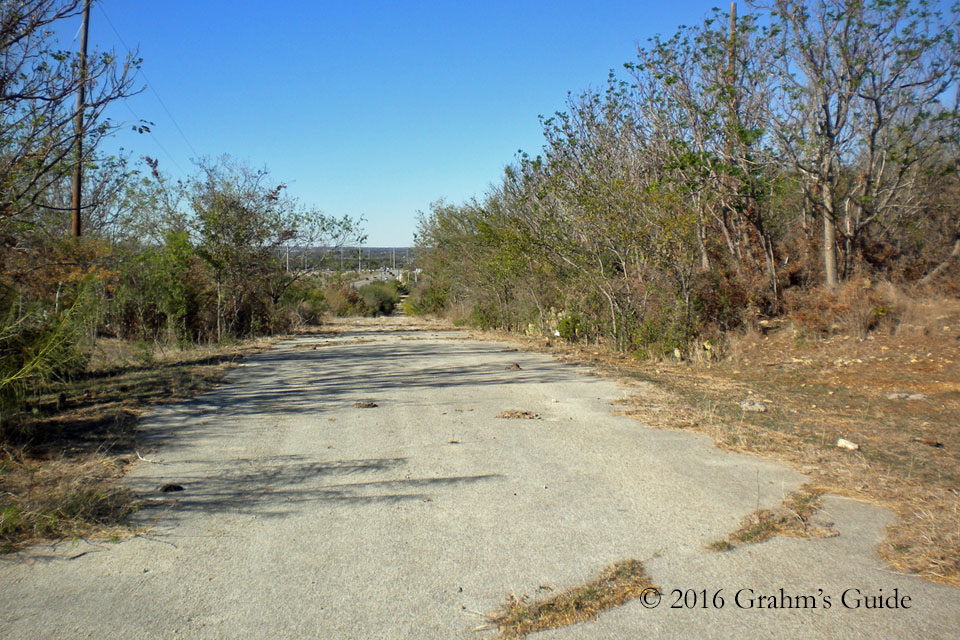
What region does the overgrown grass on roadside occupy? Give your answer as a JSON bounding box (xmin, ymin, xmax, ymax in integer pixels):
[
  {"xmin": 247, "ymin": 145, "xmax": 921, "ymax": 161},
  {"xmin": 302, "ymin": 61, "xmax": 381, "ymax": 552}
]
[
  {"xmin": 0, "ymin": 336, "xmax": 271, "ymax": 552},
  {"xmin": 484, "ymin": 560, "xmax": 656, "ymax": 639},
  {"xmin": 0, "ymin": 452, "xmax": 136, "ymax": 552}
]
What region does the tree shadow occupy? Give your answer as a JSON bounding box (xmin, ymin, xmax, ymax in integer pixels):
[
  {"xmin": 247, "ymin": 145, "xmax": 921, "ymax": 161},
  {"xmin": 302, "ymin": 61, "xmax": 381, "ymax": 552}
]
[{"xmin": 130, "ymin": 454, "xmax": 502, "ymax": 528}]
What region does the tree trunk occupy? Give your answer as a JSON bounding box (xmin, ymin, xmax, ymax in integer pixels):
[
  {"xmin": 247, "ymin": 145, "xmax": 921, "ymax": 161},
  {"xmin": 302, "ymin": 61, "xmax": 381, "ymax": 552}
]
[
  {"xmin": 920, "ymin": 236, "xmax": 960, "ymax": 285},
  {"xmin": 822, "ymin": 181, "xmax": 839, "ymax": 289},
  {"xmin": 216, "ymin": 280, "xmax": 222, "ymax": 342},
  {"xmin": 697, "ymin": 206, "xmax": 710, "ymax": 271}
]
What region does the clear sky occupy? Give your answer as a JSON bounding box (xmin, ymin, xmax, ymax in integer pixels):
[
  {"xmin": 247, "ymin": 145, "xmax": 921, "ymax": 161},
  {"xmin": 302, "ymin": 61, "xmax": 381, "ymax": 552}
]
[{"xmin": 79, "ymin": 1, "xmax": 733, "ymax": 246}]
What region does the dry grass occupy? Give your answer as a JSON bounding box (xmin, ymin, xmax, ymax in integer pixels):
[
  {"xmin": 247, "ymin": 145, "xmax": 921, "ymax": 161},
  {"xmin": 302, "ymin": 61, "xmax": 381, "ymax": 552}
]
[
  {"xmin": 609, "ymin": 293, "xmax": 960, "ymax": 586},
  {"xmin": 484, "ymin": 560, "xmax": 657, "ymax": 639},
  {"xmin": 320, "ymin": 314, "xmax": 452, "ymax": 334},
  {"xmin": 0, "ymin": 336, "xmax": 272, "ymax": 552},
  {"xmin": 708, "ymin": 487, "xmax": 837, "ymax": 551},
  {"xmin": 3, "ymin": 337, "xmax": 272, "ymax": 451},
  {"xmin": 0, "ymin": 451, "xmax": 136, "ymax": 552}
]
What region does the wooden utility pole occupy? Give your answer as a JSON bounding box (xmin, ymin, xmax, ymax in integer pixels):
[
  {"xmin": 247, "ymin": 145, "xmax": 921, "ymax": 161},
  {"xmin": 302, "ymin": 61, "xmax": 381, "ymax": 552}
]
[{"xmin": 71, "ymin": 0, "xmax": 91, "ymax": 237}]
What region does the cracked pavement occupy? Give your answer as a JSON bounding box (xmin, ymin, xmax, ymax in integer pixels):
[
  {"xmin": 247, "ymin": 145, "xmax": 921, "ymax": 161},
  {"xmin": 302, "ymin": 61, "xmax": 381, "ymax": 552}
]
[{"xmin": 1, "ymin": 316, "xmax": 957, "ymax": 639}]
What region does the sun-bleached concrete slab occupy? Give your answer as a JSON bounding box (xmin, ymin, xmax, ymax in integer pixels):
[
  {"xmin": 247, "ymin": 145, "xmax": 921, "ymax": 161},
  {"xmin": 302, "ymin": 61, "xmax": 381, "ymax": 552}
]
[{"xmin": 1, "ymin": 317, "xmax": 956, "ymax": 639}]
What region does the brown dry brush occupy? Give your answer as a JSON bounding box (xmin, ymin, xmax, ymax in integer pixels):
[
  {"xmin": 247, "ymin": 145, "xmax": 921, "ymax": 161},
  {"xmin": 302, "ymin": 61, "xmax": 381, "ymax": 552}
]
[
  {"xmin": 0, "ymin": 452, "xmax": 137, "ymax": 552},
  {"xmin": 487, "ymin": 560, "xmax": 657, "ymax": 639}
]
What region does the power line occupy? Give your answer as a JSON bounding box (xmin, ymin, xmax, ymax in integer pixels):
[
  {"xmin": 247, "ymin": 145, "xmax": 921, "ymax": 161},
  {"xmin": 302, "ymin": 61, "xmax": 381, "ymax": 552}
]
[{"xmin": 97, "ymin": 4, "xmax": 201, "ymax": 161}]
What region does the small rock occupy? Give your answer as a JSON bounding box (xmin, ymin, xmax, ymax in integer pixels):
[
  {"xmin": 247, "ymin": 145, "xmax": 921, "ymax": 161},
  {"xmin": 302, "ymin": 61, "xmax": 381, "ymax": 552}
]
[
  {"xmin": 836, "ymin": 438, "xmax": 860, "ymax": 451},
  {"xmin": 505, "ymin": 363, "xmax": 521, "ymax": 370},
  {"xmin": 739, "ymin": 400, "xmax": 768, "ymax": 413}
]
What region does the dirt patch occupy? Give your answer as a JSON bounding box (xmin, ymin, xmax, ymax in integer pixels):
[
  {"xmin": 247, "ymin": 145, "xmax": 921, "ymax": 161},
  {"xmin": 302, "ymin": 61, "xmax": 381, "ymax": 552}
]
[
  {"xmin": 497, "ymin": 410, "xmax": 541, "ymax": 420},
  {"xmin": 353, "ymin": 401, "xmax": 378, "ymax": 408}
]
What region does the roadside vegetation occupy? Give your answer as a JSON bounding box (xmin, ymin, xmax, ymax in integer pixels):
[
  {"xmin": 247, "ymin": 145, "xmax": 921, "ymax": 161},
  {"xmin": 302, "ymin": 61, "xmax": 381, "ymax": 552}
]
[
  {"xmin": 410, "ymin": 0, "xmax": 959, "ymax": 352},
  {"xmin": 0, "ymin": 337, "xmax": 272, "ymax": 551},
  {"xmin": 408, "ymin": 0, "xmax": 960, "ymax": 588},
  {"xmin": 614, "ymin": 294, "xmax": 960, "ymax": 586},
  {"xmin": 324, "ymin": 278, "xmax": 406, "ymax": 317},
  {"xmin": 0, "ymin": 1, "xmax": 375, "ymax": 550}
]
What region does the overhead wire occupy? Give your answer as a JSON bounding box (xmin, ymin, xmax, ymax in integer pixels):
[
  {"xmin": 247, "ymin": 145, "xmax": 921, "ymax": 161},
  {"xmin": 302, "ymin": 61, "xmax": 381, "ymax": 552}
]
[{"xmin": 96, "ymin": 3, "xmax": 200, "ymax": 173}]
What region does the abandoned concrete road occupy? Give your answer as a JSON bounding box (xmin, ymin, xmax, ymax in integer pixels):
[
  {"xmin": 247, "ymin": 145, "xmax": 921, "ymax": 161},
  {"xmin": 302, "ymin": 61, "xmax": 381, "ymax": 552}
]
[{"xmin": 2, "ymin": 316, "xmax": 958, "ymax": 639}]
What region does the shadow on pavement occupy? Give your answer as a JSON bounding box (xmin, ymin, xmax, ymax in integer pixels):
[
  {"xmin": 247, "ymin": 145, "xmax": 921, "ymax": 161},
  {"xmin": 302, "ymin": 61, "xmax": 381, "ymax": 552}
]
[{"xmin": 132, "ymin": 454, "xmax": 502, "ymax": 526}]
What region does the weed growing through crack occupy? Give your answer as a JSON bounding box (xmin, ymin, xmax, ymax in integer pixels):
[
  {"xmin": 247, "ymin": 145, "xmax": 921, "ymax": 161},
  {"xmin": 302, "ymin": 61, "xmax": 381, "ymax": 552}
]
[
  {"xmin": 497, "ymin": 410, "xmax": 540, "ymax": 420},
  {"xmin": 484, "ymin": 560, "xmax": 656, "ymax": 639},
  {"xmin": 707, "ymin": 487, "xmax": 836, "ymax": 552}
]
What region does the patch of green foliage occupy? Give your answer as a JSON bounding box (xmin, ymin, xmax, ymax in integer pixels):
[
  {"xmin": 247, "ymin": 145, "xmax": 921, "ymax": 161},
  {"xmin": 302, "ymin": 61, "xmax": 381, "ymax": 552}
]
[{"xmin": 357, "ymin": 280, "xmax": 403, "ymax": 316}]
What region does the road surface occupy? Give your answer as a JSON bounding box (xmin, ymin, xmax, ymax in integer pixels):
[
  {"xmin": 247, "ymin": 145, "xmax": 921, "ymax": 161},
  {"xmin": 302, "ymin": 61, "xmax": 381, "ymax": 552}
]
[{"xmin": 2, "ymin": 316, "xmax": 957, "ymax": 639}]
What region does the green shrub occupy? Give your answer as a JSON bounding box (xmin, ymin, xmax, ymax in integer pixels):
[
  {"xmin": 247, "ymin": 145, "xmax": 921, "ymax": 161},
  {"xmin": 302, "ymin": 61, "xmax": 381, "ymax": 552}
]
[
  {"xmin": 1, "ymin": 284, "xmax": 95, "ymax": 401},
  {"xmin": 357, "ymin": 280, "xmax": 402, "ymax": 316},
  {"xmin": 630, "ymin": 308, "xmax": 698, "ymax": 360},
  {"xmin": 467, "ymin": 302, "xmax": 501, "ymax": 329},
  {"xmin": 403, "ymin": 280, "xmax": 448, "ymax": 316},
  {"xmin": 323, "ymin": 282, "xmax": 367, "ymax": 317},
  {"xmin": 557, "ymin": 312, "xmax": 582, "ymax": 341}
]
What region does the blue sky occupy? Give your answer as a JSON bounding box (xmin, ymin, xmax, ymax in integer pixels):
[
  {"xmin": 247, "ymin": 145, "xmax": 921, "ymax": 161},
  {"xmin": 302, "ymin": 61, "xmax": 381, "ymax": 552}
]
[{"xmin": 80, "ymin": 1, "xmax": 732, "ymax": 246}]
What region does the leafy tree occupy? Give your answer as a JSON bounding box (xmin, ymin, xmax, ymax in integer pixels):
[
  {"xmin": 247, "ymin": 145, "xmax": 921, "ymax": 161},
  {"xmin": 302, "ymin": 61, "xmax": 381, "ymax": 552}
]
[
  {"xmin": 190, "ymin": 157, "xmax": 363, "ymax": 339},
  {"xmin": 755, "ymin": 0, "xmax": 960, "ymax": 286}
]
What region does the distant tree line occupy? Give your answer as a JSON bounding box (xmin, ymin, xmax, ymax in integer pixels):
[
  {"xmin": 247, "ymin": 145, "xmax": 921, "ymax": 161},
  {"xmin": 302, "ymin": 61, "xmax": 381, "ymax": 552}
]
[{"xmin": 410, "ymin": 0, "xmax": 960, "ymax": 356}]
